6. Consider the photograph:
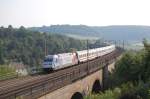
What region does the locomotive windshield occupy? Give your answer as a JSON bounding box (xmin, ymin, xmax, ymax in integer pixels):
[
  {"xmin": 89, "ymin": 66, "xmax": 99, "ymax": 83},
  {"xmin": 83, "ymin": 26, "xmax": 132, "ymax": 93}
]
[{"xmin": 44, "ymin": 58, "xmax": 53, "ymax": 62}]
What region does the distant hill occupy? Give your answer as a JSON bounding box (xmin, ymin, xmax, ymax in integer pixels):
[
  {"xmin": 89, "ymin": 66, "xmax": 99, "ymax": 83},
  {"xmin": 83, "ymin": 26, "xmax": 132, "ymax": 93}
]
[
  {"xmin": 93, "ymin": 25, "xmax": 150, "ymax": 41},
  {"xmin": 29, "ymin": 25, "xmax": 150, "ymax": 41},
  {"xmin": 29, "ymin": 25, "xmax": 98, "ymax": 38}
]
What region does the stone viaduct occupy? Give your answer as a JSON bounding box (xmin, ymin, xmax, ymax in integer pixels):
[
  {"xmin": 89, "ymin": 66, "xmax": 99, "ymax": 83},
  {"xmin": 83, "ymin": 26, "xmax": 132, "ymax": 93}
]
[{"xmin": 39, "ymin": 61, "xmax": 117, "ymax": 99}]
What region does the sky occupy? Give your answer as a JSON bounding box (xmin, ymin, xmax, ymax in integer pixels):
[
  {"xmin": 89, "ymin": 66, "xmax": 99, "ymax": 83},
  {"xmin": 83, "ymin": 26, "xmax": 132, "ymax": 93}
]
[{"xmin": 0, "ymin": 0, "xmax": 150, "ymax": 27}]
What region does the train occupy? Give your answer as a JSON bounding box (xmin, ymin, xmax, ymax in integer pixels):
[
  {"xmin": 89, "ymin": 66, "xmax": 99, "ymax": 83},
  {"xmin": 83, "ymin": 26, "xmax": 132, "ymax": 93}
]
[{"xmin": 42, "ymin": 45, "xmax": 115, "ymax": 71}]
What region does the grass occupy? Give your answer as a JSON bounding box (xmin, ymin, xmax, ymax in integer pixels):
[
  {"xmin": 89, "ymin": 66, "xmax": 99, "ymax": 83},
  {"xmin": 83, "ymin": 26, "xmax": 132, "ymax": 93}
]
[
  {"xmin": 85, "ymin": 88, "xmax": 121, "ymax": 99},
  {"xmin": 0, "ymin": 65, "xmax": 17, "ymax": 80}
]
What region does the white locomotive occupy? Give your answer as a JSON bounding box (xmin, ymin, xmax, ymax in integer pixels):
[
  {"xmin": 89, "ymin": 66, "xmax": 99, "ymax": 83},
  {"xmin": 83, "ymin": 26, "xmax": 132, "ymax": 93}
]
[{"xmin": 42, "ymin": 45, "xmax": 115, "ymax": 71}]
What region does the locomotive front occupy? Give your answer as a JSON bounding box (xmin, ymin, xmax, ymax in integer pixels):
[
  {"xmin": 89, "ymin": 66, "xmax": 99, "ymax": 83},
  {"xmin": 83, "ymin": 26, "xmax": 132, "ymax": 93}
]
[{"xmin": 42, "ymin": 55, "xmax": 57, "ymax": 71}]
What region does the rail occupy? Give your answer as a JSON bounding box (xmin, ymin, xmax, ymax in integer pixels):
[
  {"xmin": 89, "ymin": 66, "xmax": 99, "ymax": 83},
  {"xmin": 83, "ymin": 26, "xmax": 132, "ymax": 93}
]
[{"xmin": 0, "ymin": 48, "xmax": 122, "ymax": 99}]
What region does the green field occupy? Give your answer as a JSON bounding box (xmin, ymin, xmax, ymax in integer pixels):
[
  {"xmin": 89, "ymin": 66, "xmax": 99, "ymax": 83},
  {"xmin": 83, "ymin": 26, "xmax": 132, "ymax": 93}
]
[
  {"xmin": 0, "ymin": 65, "xmax": 17, "ymax": 80},
  {"xmin": 66, "ymin": 34, "xmax": 99, "ymax": 40}
]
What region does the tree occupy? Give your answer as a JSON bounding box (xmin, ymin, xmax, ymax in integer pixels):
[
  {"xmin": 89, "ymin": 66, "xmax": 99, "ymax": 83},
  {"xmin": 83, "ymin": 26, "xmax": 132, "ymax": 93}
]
[
  {"xmin": 0, "ymin": 40, "xmax": 4, "ymax": 64},
  {"xmin": 0, "ymin": 26, "xmax": 86, "ymax": 67},
  {"xmin": 142, "ymin": 39, "xmax": 150, "ymax": 82},
  {"xmin": 112, "ymin": 39, "xmax": 150, "ymax": 85}
]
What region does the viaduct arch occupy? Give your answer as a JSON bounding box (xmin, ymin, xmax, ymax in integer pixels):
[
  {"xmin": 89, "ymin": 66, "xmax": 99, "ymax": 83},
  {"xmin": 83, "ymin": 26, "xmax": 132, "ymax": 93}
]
[
  {"xmin": 39, "ymin": 61, "xmax": 116, "ymax": 99},
  {"xmin": 71, "ymin": 92, "xmax": 83, "ymax": 99},
  {"xmin": 92, "ymin": 79, "xmax": 101, "ymax": 93}
]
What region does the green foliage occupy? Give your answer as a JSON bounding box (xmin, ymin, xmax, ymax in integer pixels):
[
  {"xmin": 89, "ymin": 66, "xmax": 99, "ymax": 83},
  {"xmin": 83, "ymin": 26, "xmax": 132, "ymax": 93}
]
[
  {"xmin": 112, "ymin": 40, "xmax": 150, "ymax": 85},
  {"xmin": 107, "ymin": 39, "xmax": 150, "ymax": 99},
  {"xmin": 0, "ymin": 40, "xmax": 4, "ymax": 64},
  {"xmin": 0, "ymin": 65, "xmax": 17, "ymax": 80},
  {"xmin": 85, "ymin": 88, "xmax": 121, "ymax": 99},
  {"xmin": 142, "ymin": 39, "xmax": 150, "ymax": 82},
  {"xmin": 86, "ymin": 39, "xmax": 150, "ymax": 99},
  {"xmin": 85, "ymin": 82, "xmax": 146, "ymax": 99},
  {"xmin": 0, "ymin": 26, "xmax": 86, "ymax": 67},
  {"xmin": 113, "ymin": 52, "xmax": 142, "ymax": 84},
  {"xmin": 0, "ymin": 65, "xmax": 15, "ymax": 74}
]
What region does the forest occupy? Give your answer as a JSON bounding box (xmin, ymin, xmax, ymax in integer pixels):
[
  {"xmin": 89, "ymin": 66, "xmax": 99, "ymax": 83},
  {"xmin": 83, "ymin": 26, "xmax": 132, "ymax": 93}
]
[{"xmin": 0, "ymin": 25, "xmax": 87, "ymax": 67}]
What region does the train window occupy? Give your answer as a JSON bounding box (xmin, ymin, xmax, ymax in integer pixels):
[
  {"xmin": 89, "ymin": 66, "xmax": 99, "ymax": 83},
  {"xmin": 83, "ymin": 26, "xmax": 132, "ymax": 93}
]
[{"xmin": 44, "ymin": 58, "xmax": 53, "ymax": 62}]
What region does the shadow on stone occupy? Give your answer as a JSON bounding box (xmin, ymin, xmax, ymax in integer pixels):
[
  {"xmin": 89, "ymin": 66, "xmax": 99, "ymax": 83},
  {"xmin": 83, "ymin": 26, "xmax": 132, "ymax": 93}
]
[
  {"xmin": 92, "ymin": 80, "xmax": 101, "ymax": 93},
  {"xmin": 71, "ymin": 92, "xmax": 83, "ymax": 99}
]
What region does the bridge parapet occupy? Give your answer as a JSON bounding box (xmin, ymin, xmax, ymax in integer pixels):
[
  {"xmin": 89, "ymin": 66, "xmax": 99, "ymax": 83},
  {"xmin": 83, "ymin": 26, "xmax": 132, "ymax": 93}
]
[{"xmin": 0, "ymin": 48, "xmax": 123, "ymax": 99}]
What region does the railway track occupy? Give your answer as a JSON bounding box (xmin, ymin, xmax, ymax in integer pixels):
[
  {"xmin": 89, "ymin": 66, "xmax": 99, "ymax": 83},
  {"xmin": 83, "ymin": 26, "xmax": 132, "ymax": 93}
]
[
  {"xmin": 0, "ymin": 75, "xmax": 44, "ymax": 91},
  {"xmin": 0, "ymin": 49, "xmax": 123, "ymax": 99}
]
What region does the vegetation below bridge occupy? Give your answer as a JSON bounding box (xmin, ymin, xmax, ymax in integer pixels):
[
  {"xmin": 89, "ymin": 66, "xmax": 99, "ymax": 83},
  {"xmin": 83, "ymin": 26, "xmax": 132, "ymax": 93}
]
[{"xmin": 85, "ymin": 40, "xmax": 150, "ymax": 99}]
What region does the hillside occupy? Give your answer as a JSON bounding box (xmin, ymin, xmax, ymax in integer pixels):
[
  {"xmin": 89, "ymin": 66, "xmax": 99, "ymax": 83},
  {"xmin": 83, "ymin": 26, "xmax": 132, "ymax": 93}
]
[
  {"xmin": 0, "ymin": 26, "xmax": 86, "ymax": 67},
  {"xmin": 93, "ymin": 25, "xmax": 150, "ymax": 41},
  {"xmin": 30, "ymin": 25, "xmax": 98, "ymax": 39},
  {"xmin": 30, "ymin": 25, "xmax": 150, "ymax": 41}
]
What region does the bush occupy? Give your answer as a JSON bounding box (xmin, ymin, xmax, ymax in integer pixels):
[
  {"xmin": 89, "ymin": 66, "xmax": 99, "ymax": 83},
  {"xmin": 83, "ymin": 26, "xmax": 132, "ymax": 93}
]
[{"xmin": 85, "ymin": 88, "xmax": 121, "ymax": 99}]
